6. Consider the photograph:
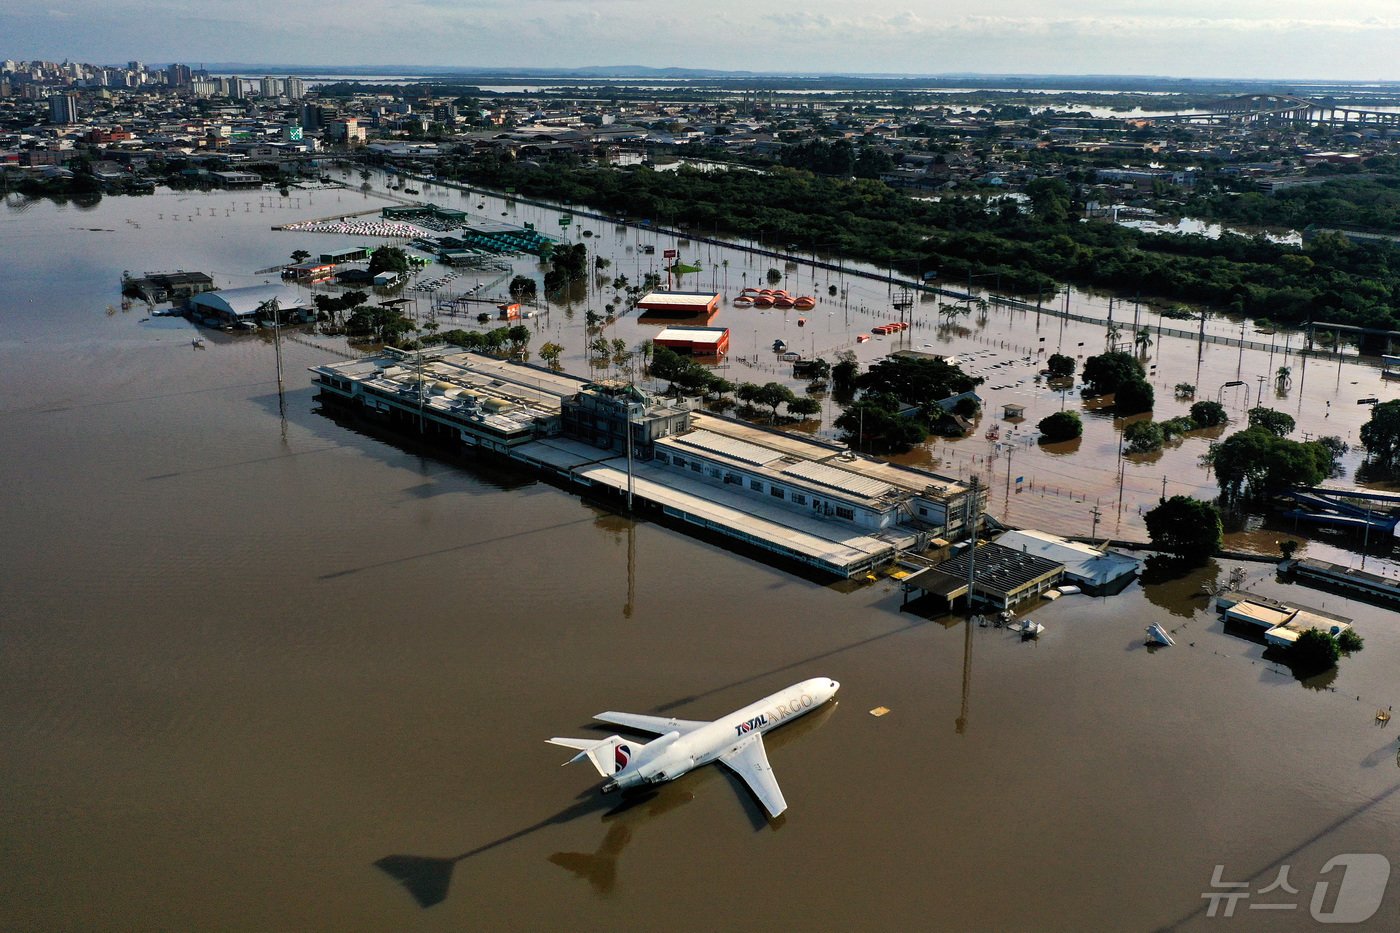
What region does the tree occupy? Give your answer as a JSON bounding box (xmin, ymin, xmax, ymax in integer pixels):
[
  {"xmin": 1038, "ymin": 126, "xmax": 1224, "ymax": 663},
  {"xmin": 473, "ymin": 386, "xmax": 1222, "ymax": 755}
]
[
  {"xmin": 1124, "ymin": 420, "xmax": 1164, "ymax": 453},
  {"xmin": 1189, "ymin": 400, "xmax": 1228, "ymax": 427},
  {"xmin": 1134, "ymin": 327, "xmax": 1153, "ymax": 353},
  {"xmin": 290, "ymin": 249, "xmax": 311, "ymax": 264},
  {"xmin": 1211, "ymin": 427, "xmax": 1329, "ymax": 500},
  {"xmin": 369, "ymin": 246, "xmax": 410, "ymax": 276},
  {"xmin": 506, "ymin": 324, "xmax": 532, "ymax": 358},
  {"xmin": 1025, "ymin": 177, "xmax": 1071, "ymax": 224},
  {"xmin": 832, "ymin": 357, "xmax": 860, "ymax": 398},
  {"xmin": 1288, "ymin": 628, "xmax": 1340, "ymax": 676},
  {"xmin": 539, "ymin": 341, "xmax": 564, "ymax": 370},
  {"xmin": 1337, "ymin": 629, "xmax": 1365, "ymax": 653},
  {"xmin": 1275, "ymin": 366, "xmax": 1293, "ymax": 392},
  {"xmin": 649, "ymin": 345, "xmax": 686, "ymax": 383},
  {"xmin": 1360, "ymin": 399, "xmax": 1400, "ymax": 470},
  {"xmin": 508, "ymin": 275, "xmax": 538, "ymax": 303},
  {"xmin": 835, "ymin": 395, "xmax": 927, "ymax": 453},
  {"xmin": 1144, "ymin": 496, "xmax": 1222, "ymax": 564},
  {"xmin": 754, "ymin": 382, "xmax": 797, "ymax": 420},
  {"xmin": 766, "ymin": 267, "xmax": 782, "ymax": 284},
  {"xmin": 1247, "ymin": 406, "xmax": 1295, "ymax": 437},
  {"xmin": 1038, "ymin": 410, "xmax": 1082, "ymax": 442},
  {"xmin": 1315, "ymin": 436, "xmax": 1348, "ymax": 477},
  {"xmin": 1115, "ymin": 378, "xmax": 1154, "ymax": 416},
  {"xmin": 787, "ymin": 397, "xmax": 821, "ymax": 419},
  {"xmin": 855, "ymin": 356, "xmax": 980, "ymax": 414},
  {"xmin": 1045, "ymin": 353, "xmax": 1075, "ymax": 378},
  {"xmin": 1081, "ymin": 351, "xmax": 1144, "ymax": 396}
]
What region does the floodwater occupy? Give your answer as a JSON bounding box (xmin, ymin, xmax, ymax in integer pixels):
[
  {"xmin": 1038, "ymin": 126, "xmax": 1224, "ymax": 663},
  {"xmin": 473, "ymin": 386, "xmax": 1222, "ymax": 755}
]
[{"xmin": 4, "ymin": 186, "xmax": 1400, "ymax": 932}]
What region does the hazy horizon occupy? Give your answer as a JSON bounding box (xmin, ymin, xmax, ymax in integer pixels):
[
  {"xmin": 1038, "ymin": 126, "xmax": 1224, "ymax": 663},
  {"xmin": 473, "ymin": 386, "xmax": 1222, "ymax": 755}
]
[{"xmin": 6, "ymin": 1, "xmax": 1400, "ymax": 83}]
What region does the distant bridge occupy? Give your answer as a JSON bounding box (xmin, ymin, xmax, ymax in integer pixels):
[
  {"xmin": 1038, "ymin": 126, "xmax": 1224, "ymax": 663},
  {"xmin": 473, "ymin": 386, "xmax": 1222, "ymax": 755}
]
[{"xmin": 1157, "ymin": 94, "xmax": 1400, "ymax": 128}]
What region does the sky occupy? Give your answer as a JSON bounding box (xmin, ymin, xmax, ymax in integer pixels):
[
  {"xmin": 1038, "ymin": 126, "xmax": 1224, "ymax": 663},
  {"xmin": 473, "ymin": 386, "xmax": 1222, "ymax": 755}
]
[{"xmin": 6, "ymin": 0, "xmax": 1400, "ymax": 81}]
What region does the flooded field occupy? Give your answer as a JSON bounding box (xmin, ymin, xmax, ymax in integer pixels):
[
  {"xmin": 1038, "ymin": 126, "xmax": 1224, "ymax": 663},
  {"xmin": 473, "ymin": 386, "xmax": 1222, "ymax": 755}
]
[
  {"xmin": 3, "ymin": 185, "xmax": 1399, "ymax": 931},
  {"xmin": 378, "ymin": 169, "xmax": 1400, "ymax": 571}
]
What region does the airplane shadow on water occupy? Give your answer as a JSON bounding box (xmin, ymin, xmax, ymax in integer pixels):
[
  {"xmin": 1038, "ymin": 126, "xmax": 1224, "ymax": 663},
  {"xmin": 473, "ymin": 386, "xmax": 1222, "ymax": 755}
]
[{"xmin": 374, "ymin": 701, "xmax": 838, "ymax": 908}]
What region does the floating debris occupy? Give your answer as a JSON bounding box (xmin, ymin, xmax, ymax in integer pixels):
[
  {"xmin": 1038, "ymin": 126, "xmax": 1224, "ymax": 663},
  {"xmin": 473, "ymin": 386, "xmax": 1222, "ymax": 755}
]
[
  {"xmin": 1147, "ymin": 623, "xmax": 1176, "ymax": 647},
  {"xmin": 869, "ymin": 707, "xmax": 891, "ymax": 718}
]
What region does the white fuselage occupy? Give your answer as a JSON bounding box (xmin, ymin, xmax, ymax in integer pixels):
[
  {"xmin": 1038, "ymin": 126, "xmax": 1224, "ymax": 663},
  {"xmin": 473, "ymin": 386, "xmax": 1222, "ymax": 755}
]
[{"xmin": 605, "ymin": 677, "xmax": 839, "ymax": 792}]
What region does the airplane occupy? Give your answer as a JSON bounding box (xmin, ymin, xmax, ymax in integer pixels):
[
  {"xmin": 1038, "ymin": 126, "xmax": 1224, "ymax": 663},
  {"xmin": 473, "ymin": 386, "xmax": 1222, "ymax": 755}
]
[{"xmin": 548, "ymin": 677, "xmax": 840, "ymax": 819}]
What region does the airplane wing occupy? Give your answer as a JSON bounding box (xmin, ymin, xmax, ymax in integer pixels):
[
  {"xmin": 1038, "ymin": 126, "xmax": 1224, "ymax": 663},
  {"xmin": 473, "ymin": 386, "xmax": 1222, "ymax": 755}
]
[
  {"xmin": 594, "ymin": 711, "xmax": 709, "ymax": 735},
  {"xmin": 718, "ymin": 734, "xmax": 787, "ymax": 818}
]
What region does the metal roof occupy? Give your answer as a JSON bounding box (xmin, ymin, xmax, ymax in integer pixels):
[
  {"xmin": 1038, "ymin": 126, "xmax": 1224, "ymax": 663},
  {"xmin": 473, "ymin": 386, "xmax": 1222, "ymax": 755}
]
[
  {"xmin": 780, "ymin": 460, "xmax": 894, "ymax": 500},
  {"xmin": 934, "ymin": 542, "xmax": 1063, "ymax": 597},
  {"xmin": 673, "ymin": 429, "xmax": 782, "ymax": 467},
  {"xmin": 638, "ymin": 292, "xmax": 718, "ymax": 308}
]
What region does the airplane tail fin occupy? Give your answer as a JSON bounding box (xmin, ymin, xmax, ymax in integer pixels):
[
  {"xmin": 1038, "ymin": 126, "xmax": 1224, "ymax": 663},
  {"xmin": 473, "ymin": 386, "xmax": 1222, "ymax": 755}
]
[{"xmin": 547, "ymin": 735, "xmax": 635, "ymax": 777}]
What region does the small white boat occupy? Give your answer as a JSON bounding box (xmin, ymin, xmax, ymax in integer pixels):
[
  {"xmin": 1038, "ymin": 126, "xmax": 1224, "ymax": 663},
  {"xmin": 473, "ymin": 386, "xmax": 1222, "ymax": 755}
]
[
  {"xmin": 1146, "ymin": 623, "xmax": 1175, "ymax": 647},
  {"xmin": 1057, "ymin": 585, "xmax": 1082, "ymax": 595}
]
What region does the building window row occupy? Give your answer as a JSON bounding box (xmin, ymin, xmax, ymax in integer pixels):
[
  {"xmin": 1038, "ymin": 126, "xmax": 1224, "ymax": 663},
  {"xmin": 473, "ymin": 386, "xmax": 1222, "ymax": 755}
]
[{"xmin": 658, "ymin": 448, "xmax": 870, "ymax": 524}]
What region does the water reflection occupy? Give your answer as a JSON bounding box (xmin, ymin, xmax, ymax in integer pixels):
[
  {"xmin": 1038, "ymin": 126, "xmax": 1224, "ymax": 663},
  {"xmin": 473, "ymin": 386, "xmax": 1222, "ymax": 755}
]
[
  {"xmin": 375, "ymin": 793, "xmax": 635, "ymax": 909},
  {"xmin": 549, "ymin": 789, "xmax": 694, "ymax": 894},
  {"xmin": 1139, "ymin": 556, "xmax": 1219, "ymax": 620},
  {"xmin": 378, "ymin": 701, "xmax": 836, "ymax": 908}
]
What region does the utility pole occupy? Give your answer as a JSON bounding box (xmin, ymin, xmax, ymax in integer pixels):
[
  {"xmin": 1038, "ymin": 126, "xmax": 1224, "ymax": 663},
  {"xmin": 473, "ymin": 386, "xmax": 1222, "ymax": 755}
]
[
  {"xmin": 1091, "ymin": 502, "xmax": 1102, "ymax": 540},
  {"xmin": 963, "ymin": 476, "xmax": 981, "ymax": 616},
  {"xmin": 624, "ymin": 394, "xmax": 635, "ymax": 513},
  {"xmin": 1003, "ymin": 442, "xmax": 1014, "ymax": 501}
]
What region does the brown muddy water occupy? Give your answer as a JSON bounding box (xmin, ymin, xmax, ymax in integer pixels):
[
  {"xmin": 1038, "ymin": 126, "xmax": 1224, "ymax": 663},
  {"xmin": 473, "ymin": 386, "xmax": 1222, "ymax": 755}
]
[{"xmin": 3, "ymin": 187, "xmax": 1399, "ymax": 932}]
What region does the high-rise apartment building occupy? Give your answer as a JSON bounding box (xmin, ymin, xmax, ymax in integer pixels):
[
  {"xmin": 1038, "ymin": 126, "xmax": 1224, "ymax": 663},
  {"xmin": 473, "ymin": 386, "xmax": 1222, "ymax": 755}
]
[{"xmin": 49, "ymin": 92, "xmax": 78, "ymax": 124}]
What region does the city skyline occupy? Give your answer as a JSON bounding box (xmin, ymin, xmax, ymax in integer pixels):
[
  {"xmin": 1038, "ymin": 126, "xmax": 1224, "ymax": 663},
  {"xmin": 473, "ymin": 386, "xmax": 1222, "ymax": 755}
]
[{"xmin": 6, "ymin": 1, "xmax": 1400, "ymax": 83}]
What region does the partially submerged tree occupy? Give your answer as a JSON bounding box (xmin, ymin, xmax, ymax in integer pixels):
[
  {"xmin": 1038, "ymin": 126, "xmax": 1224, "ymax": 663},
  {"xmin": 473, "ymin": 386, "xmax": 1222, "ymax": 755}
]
[
  {"xmin": 1081, "ymin": 350, "xmax": 1144, "ymax": 396},
  {"xmin": 1045, "ymin": 353, "xmax": 1075, "ymax": 379},
  {"xmin": 1189, "ymin": 400, "xmax": 1227, "ymax": 427},
  {"xmin": 1124, "ymin": 420, "xmax": 1164, "ymax": 454},
  {"xmin": 1144, "ymin": 496, "xmax": 1222, "ymax": 565},
  {"xmin": 1037, "ymin": 410, "xmax": 1082, "ymax": 443},
  {"xmin": 1247, "ymin": 406, "xmax": 1295, "ymax": 438},
  {"xmin": 1360, "ymin": 399, "xmax": 1400, "ymax": 471}
]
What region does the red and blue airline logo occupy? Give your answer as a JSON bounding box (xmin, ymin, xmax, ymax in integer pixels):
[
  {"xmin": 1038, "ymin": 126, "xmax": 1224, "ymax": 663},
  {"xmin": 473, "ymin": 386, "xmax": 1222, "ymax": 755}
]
[
  {"xmin": 734, "ymin": 714, "xmax": 768, "ymax": 737},
  {"xmin": 614, "ymin": 744, "xmax": 631, "ymax": 773}
]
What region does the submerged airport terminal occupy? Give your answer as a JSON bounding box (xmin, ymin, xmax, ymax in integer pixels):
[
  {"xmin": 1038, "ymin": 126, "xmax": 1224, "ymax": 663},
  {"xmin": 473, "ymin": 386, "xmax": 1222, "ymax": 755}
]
[{"xmin": 311, "ymin": 347, "xmax": 1144, "ymax": 604}]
